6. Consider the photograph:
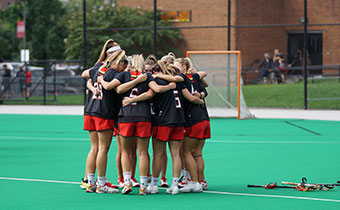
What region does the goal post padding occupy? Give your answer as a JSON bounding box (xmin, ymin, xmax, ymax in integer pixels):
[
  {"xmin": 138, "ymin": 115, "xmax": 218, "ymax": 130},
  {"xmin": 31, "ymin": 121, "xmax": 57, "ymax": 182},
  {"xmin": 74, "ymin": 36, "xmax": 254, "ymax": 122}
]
[{"xmin": 186, "ymin": 51, "xmax": 254, "ymax": 119}]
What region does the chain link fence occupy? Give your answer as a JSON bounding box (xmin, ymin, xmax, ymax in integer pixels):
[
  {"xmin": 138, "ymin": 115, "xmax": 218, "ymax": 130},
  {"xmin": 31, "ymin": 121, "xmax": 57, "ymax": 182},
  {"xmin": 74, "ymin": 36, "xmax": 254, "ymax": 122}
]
[{"xmin": 0, "ymin": 60, "xmax": 84, "ymax": 104}]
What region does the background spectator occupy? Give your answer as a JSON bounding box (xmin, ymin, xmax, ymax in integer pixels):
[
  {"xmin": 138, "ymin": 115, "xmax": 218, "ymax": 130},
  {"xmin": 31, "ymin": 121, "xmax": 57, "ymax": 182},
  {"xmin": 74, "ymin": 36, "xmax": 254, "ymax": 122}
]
[
  {"xmin": 2, "ymin": 64, "xmax": 11, "ymax": 99},
  {"xmin": 257, "ymin": 53, "xmax": 272, "ymax": 83},
  {"xmin": 25, "ymin": 66, "xmax": 32, "ymax": 98},
  {"xmin": 16, "ymin": 66, "xmax": 26, "ymax": 97}
]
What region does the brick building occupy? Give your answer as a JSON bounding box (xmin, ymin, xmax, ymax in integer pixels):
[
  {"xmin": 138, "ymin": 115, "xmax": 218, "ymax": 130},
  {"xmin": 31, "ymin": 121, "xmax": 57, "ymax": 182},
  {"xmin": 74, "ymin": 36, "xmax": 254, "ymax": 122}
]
[
  {"xmin": 0, "ymin": 0, "xmax": 14, "ymax": 10},
  {"xmin": 117, "ymin": 0, "xmax": 340, "ymax": 75}
]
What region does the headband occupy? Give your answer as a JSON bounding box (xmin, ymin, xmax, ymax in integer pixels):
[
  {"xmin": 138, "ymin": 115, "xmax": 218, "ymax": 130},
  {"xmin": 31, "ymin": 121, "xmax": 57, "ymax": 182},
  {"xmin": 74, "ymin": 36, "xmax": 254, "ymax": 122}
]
[{"xmin": 106, "ymin": 45, "xmax": 121, "ymax": 53}]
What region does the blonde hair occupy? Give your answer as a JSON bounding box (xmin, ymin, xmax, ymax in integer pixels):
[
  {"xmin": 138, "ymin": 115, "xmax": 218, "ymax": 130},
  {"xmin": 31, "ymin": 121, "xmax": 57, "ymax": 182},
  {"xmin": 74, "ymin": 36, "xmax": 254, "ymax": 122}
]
[
  {"xmin": 102, "ymin": 50, "xmax": 127, "ymax": 70},
  {"xmin": 96, "ymin": 39, "xmax": 120, "ymax": 64},
  {"xmin": 144, "ymin": 55, "xmax": 157, "ymax": 66},
  {"xmin": 175, "ymin": 57, "xmax": 192, "ymax": 72},
  {"xmin": 130, "ymin": 54, "xmax": 144, "ymax": 72},
  {"xmin": 161, "ymin": 52, "xmax": 176, "ymax": 65},
  {"xmin": 152, "ymin": 60, "xmax": 171, "ymax": 75},
  {"xmin": 167, "ymin": 64, "xmax": 180, "ymax": 76}
]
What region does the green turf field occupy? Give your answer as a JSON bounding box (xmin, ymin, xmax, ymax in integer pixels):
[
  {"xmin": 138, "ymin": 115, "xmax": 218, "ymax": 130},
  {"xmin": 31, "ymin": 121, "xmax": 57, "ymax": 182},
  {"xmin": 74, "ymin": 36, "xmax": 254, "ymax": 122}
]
[{"xmin": 1, "ymin": 114, "xmax": 340, "ymax": 209}]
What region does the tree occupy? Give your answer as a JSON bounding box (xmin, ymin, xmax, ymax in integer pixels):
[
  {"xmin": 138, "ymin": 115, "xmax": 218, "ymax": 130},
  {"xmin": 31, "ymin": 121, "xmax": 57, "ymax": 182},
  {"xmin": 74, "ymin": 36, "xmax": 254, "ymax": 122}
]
[
  {"xmin": 65, "ymin": 1, "xmax": 184, "ymax": 68},
  {"xmin": 0, "ymin": 2, "xmax": 23, "ymax": 60},
  {"xmin": 26, "ymin": 0, "xmax": 66, "ymax": 60}
]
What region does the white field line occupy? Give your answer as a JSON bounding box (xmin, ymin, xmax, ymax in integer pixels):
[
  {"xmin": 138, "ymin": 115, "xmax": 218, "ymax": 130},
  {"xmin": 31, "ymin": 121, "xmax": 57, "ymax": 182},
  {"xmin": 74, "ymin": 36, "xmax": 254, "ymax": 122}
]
[
  {"xmin": 0, "ymin": 177, "xmax": 79, "ymax": 185},
  {"xmin": 204, "ymin": 190, "xmax": 340, "ymax": 203},
  {"xmin": 0, "ymin": 136, "xmax": 339, "ymax": 144},
  {"xmin": 1, "ymin": 177, "xmax": 340, "ymax": 203}
]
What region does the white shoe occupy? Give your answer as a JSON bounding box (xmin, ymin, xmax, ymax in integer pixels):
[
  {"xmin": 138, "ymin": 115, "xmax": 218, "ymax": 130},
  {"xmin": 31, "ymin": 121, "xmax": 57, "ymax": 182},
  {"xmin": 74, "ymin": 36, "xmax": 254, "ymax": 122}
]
[
  {"xmin": 178, "ymin": 176, "xmax": 190, "ymax": 188},
  {"xmin": 201, "ymin": 180, "xmax": 208, "ymax": 190},
  {"xmin": 85, "ymin": 183, "xmax": 96, "ymax": 193},
  {"xmin": 147, "ymin": 185, "xmax": 159, "ymax": 194},
  {"xmin": 166, "ymin": 185, "xmax": 179, "ymax": 195},
  {"xmin": 160, "ymin": 177, "xmax": 169, "ymax": 187},
  {"xmin": 96, "ymin": 183, "xmax": 119, "ymax": 194},
  {"xmin": 118, "ymin": 177, "xmax": 124, "ymax": 188},
  {"xmin": 139, "ymin": 187, "xmax": 150, "ymax": 195},
  {"xmin": 122, "ymin": 182, "xmax": 132, "ymax": 194},
  {"xmin": 179, "ymin": 182, "xmax": 202, "ymax": 193},
  {"xmin": 131, "ymin": 177, "xmax": 140, "ymax": 187}
]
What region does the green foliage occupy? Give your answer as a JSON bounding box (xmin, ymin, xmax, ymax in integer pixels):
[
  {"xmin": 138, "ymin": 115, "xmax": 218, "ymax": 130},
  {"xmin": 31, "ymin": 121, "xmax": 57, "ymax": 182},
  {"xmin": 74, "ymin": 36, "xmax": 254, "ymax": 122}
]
[
  {"xmin": 0, "ymin": 0, "xmax": 183, "ymax": 64},
  {"xmin": 26, "ymin": 0, "xmax": 66, "ymax": 59},
  {"xmin": 0, "ymin": 2, "xmax": 23, "ymax": 60},
  {"xmin": 65, "ymin": 2, "xmax": 184, "ymax": 67}
]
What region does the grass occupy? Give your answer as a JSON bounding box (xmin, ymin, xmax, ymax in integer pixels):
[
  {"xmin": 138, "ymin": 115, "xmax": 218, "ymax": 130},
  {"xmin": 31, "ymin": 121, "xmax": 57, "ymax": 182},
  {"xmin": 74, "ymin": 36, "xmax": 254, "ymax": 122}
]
[
  {"xmin": 2, "ymin": 79, "xmax": 340, "ymax": 109},
  {"xmin": 2, "ymin": 94, "xmax": 84, "ymax": 105},
  {"xmin": 243, "ymin": 80, "xmax": 340, "ymax": 109}
]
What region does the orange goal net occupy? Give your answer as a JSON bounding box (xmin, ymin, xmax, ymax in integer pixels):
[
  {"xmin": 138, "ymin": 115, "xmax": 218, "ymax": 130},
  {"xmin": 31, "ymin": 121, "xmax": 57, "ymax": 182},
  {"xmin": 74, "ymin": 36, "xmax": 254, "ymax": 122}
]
[{"xmin": 186, "ymin": 51, "xmax": 254, "ymax": 119}]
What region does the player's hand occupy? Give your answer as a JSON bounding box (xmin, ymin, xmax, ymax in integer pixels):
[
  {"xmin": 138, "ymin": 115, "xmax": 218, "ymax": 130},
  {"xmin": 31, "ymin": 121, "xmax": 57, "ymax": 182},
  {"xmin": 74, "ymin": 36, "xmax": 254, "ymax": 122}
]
[
  {"xmin": 97, "ymin": 76, "xmax": 104, "ymax": 83},
  {"xmin": 169, "ymin": 82, "xmax": 176, "ymax": 89},
  {"xmin": 92, "ymin": 88, "xmax": 100, "ymax": 96},
  {"xmin": 189, "ymin": 68, "xmax": 198, "ymax": 74},
  {"xmin": 136, "ymin": 73, "xmax": 148, "ymax": 82},
  {"xmin": 152, "ymin": 73, "xmax": 159, "ymax": 78},
  {"xmin": 193, "ymin": 91, "xmax": 200, "ymax": 98},
  {"xmin": 122, "ymin": 97, "xmax": 132, "ymax": 107}
]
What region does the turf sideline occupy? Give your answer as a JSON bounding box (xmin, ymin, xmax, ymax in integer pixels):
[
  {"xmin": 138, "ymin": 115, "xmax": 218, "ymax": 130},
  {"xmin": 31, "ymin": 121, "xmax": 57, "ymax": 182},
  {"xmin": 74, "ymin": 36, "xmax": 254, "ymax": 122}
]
[
  {"xmin": 0, "ymin": 105, "xmax": 340, "ymax": 121},
  {"xmin": 1, "ymin": 176, "xmax": 340, "ymax": 203},
  {"xmin": 1, "ymin": 136, "xmax": 339, "ymax": 144}
]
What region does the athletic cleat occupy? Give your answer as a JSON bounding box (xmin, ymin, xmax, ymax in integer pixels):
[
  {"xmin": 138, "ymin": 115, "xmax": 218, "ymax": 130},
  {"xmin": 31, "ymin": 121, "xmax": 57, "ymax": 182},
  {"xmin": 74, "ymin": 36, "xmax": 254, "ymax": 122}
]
[
  {"xmin": 96, "ymin": 182, "xmax": 119, "ymax": 194},
  {"xmin": 122, "ymin": 182, "xmax": 132, "ymax": 194},
  {"xmin": 178, "ymin": 177, "xmax": 190, "ymax": 188},
  {"xmin": 131, "ymin": 177, "xmax": 140, "ymax": 187},
  {"xmin": 160, "ymin": 177, "xmax": 169, "ymax": 187},
  {"xmin": 85, "ymin": 183, "xmax": 96, "ymax": 193},
  {"xmin": 80, "ymin": 178, "xmax": 88, "ymax": 189},
  {"xmin": 146, "ymin": 185, "xmax": 159, "ymax": 194},
  {"xmin": 139, "ymin": 187, "xmax": 150, "ymax": 195},
  {"xmin": 201, "ymin": 180, "xmax": 208, "ymax": 190},
  {"xmin": 166, "ymin": 185, "xmax": 179, "ymax": 195},
  {"xmin": 118, "ymin": 177, "xmax": 124, "ymax": 188},
  {"xmin": 179, "ymin": 182, "xmax": 203, "ymax": 193},
  {"xmin": 179, "ymin": 175, "xmax": 184, "ymax": 183}
]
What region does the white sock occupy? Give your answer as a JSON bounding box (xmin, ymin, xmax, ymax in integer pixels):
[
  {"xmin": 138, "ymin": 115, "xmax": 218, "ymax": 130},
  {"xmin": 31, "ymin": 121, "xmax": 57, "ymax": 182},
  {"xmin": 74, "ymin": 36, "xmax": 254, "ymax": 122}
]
[
  {"xmin": 151, "ymin": 177, "xmax": 159, "ymax": 186},
  {"xmin": 87, "ymin": 173, "xmax": 95, "ymax": 185},
  {"xmin": 172, "ymin": 177, "xmax": 179, "ymax": 187},
  {"xmin": 181, "ymin": 169, "xmax": 186, "ymax": 177},
  {"xmin": 140, "ymin": 176, "xmax": 148, "ymax": 188},
  {"xmin": 123, "ymin": 172, "xmax": 131, "ymax": 183},
  {"xmin": 98, "ymin": 176, "xmax": 106, "ymax": 186},
  {"xmin": 185, "ymin": 169, "xmax": 191, "ymax": 179}
]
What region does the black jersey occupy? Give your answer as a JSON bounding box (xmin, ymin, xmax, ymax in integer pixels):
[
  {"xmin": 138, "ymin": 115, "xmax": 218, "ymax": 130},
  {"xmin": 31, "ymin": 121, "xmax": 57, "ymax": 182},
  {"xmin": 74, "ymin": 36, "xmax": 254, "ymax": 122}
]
[
  {"xmin": 84, "ymin": 64, "xmax": 120, "ymax": 120},
  {"xmin": 115, "ymin": 71, "xmax": 154, "ymax": 123},
  {"xmin": 84, "ymin": 62, "xmax": 103, "ymax": 113},
  {"xmin": 152, "ymin": 78, "xmax": 186, "ymax": 127},
  {"xmin": 180, "ymin": 73, "xmax": 210, "ymax": 127}
]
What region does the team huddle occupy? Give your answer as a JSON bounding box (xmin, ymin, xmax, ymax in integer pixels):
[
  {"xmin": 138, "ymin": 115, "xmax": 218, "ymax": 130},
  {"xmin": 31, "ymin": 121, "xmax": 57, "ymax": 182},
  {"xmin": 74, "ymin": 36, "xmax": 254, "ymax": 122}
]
[{"xmin": 81, "ymin": 39, "xmax": 210, "ymax": 195}]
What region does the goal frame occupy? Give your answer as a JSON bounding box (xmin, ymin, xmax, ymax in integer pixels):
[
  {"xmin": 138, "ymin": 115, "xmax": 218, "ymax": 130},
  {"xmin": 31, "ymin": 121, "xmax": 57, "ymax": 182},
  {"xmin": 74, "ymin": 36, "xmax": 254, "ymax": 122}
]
[{"xmin": 186, "ymin": 51, "xmax": 242, "ymax": 119}]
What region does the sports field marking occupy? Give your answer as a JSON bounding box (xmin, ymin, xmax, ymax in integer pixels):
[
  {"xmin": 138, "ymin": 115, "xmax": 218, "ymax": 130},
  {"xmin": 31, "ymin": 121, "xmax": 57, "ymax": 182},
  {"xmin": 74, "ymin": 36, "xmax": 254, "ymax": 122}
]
[
  {"xmin": 1, "ymin": 177, "xmax": 340, "ymax": 203},
  {"xmin": 0, "ymin": 177, "xmax": 79, "ymax": 185},
  {"xmin": 284, "ymin": 121, "xmax": 321, "ymax": 136},
  {"xmin": 205, "ymin": 190, "xmax": 340, "ymax": 203},
  {"xmin": 0, "ymin": 136, "xmax": 339, "ymax": 144}
]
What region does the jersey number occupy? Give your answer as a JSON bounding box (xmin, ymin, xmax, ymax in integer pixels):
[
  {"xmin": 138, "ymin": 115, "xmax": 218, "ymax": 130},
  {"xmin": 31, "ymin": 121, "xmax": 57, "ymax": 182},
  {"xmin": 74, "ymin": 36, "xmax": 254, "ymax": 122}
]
[
  {"xmin": 173, "ymin": 90, "xmax": 181, "ymax": 109},
  {"xmin": 92, "ymin": 82, "xmax": 103, "ymax": 100},
  {"xmin": 129, "ymin": 88, "xmax": 138, "ymax": 105}
]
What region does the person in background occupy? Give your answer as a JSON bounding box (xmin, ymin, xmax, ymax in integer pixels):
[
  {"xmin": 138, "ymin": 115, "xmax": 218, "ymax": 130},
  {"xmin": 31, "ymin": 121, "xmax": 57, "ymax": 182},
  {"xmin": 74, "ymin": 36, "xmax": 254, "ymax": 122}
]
[
  {"xmin": 16, "ymin": 66, "xmax": 26, "ymax": 97},
  {"xmin": 2, "ymin": 64, "xmax": 11, "ymax": 99},
  {"xmin": 25, "ymin": 66, "xmax": 32, "ymax": 98},
  {"xmin": 257, "ymin": 53, "xmax": 273, "ymax": 84}
]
